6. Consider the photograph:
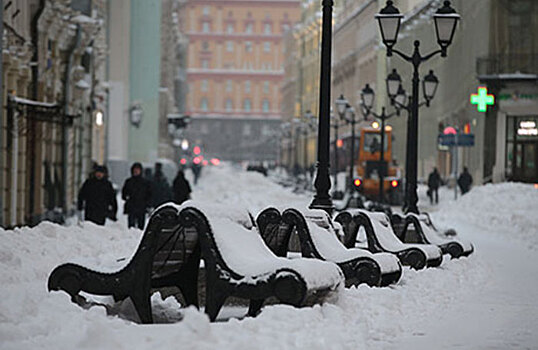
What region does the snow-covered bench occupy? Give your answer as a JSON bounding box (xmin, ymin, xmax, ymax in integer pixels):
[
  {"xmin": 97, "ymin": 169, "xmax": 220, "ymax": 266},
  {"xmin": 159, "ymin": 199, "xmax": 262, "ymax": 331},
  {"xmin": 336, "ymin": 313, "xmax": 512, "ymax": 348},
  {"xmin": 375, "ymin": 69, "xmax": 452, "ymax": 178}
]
[
  {"xmin": 48, "ymin": 205, "xmax": 201, "ymax": 324},
  {"xmin": 335, "ymin": 210, "xmax": 443, "ymax": 270},
  {"xmin": 254, "ymin": 207, "xmax": 402, "ymax": 287},
  {"xmin": 49, "ymin": 204, "xmax": 344, "ymax": 323},
  {"xmin": 393, "ymin": 213, "xmax": 474, "ymax": 259}
]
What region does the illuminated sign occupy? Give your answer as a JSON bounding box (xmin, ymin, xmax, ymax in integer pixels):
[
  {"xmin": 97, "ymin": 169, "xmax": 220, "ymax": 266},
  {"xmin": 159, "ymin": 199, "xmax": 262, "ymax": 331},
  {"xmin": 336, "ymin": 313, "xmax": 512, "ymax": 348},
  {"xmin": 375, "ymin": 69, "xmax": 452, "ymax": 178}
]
[
  {"xmin": 518, "ymin": 121, "xmax": 538, "ymax": 136},
  {"xmin": 470, "ymin": 87, "xmax": 495, "ymax": 112}
]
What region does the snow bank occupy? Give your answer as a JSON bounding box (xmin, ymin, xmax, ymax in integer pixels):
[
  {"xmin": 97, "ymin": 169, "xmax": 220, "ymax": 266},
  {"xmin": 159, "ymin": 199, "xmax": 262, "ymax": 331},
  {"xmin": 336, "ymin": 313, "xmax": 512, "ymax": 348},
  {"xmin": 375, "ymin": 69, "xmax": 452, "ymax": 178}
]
[
  {"xmin": 1, "ymin": 165, "xmax": 535, "ymax": 349},
  {"xmin": 431, "ymin": 182, "xmax": 538, "ymax": 251}
]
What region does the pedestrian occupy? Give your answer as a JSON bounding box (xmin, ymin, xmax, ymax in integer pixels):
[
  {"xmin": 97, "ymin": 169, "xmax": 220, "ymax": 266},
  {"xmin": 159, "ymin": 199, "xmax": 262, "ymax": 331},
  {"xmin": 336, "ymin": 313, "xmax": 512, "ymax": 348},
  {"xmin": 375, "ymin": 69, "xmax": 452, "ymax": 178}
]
[
  {"xmin": 427, "ymin": 167, "xmax": 441, "ymax": 205},
  {"xmin": 192, "ymin": 162, "xmax": 202, "ymax": 185},
  {"xmin": 150, "ymin": 162, "xmax": 172, "ymax": 207},
  {"xmin": 173, "ymin": 169, "xmax": 192, "ymax": 205},
  {"xmin": 458, "ymin": 167, "xmax": 473, "ymax": 195},
  {"xmin": 77, "ymin": 165, "xmax": 117, "ymax": 226},
  {"xmin": 122, "ymin": 162, "xmax": 152, "ymax": 229}
]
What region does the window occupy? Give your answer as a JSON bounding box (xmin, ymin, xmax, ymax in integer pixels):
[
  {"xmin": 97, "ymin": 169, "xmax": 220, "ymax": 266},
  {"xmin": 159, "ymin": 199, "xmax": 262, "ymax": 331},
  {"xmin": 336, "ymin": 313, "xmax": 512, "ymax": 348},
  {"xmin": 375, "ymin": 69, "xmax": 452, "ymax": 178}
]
[
  {"xmin": 202, "ymin": 41, "xmax": 209, "ymax": 50},
  {"xmin": 263, "ymin": 42, "xmax": 271, "ymax": 52},
  {"xmin": 226, "ymin": 41, "xmax": 234, "ymax": 52},
  {"xmin": 264, "ymin": 23, "xmax": 272, "ymax": 34},
  {"xmin": 263, "ymin": 81, "xmax": 269, "ymax": 94},
  {"xmin": 200, "ymin": 98, "xmax": 209, "ymax": 111},
  {"xmin": 245, "ymin": 41, "xmax": 252, "ymax": 52},
  {"xmin": 201, "ymin": 59, "xmax": 209, "ymax": 68},
  {"xmin": 282, "ymin": 24, "xmax": 290, "ymax": 32},
  {"xmin": 201, "ymin": 80, "xmax": 208, "ymax": 92},
  {"xmin": 262, "ymin": 99, "xmax": 270, "ymax": 112},
  {"xmin": 202, "ymin": 22, "xmax": 210, "ymax": 33},
  {"xmin": 227, "ymin": 23, "xmax": 234, "ymax": 34},
  {"xmin": 202, "ymin": 6, "xmax": 210, "ymax": 15},
  {"xmin": 225, "ymin": 99, "xmax": 233, "ymax": 112},
  {"xmin": 261, "ymin": 124, "xmax": 271, "ymax": 136},
  {"xmin": 245, "ymin": 23, "xmax": 253, "ymax": 34},
  {"xmin": 243, "ymin": 98, "xmax": 251, "ymax": 112},
  {"xmin": 245, "ymin": 80, "xmax": 251, "ymax": 93},
  {"xmin": 226, "ymin": 80, "xmax": 233, "ymax": 92}
]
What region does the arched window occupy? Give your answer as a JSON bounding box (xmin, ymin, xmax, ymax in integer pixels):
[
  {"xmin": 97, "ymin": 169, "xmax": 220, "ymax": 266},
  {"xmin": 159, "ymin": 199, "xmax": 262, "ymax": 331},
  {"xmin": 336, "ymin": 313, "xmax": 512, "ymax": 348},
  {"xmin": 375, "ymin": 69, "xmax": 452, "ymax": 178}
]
[
  {"xmin": 244, "ymin": 98, "xmax": 251, "ymax": 112},
  {"xmin": 262, "ymin": 99, "xmax": 270, "ymax": 112}
]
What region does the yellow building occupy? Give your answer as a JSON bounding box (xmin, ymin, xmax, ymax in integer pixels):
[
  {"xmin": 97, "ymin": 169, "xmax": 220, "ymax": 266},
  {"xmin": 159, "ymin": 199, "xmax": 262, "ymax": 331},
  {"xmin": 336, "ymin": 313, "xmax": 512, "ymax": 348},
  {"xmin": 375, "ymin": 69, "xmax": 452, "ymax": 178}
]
[{"xmin": 179, "ymin": 0, "xmax": 301, "ymax": 162}]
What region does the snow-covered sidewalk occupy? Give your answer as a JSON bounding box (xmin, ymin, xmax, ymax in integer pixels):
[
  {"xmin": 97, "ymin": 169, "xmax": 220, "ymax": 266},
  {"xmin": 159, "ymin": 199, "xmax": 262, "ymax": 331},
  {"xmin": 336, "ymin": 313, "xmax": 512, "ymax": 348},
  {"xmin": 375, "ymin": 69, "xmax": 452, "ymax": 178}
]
[{"xmin": 1, "ymin": 164, "xmax": 537, "ymax": 349}]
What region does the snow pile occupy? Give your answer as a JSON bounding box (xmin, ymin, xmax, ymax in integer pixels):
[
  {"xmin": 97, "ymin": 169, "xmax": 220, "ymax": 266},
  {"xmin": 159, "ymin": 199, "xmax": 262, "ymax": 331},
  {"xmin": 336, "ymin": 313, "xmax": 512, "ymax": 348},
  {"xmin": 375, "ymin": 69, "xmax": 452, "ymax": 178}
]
[
  {"xmin": 0, "ymin": 164, "xmax": 536, "ymax": 349},
  {"xmin": 432, "ymin": 182, "xmax": 538, "ymax": 251}
]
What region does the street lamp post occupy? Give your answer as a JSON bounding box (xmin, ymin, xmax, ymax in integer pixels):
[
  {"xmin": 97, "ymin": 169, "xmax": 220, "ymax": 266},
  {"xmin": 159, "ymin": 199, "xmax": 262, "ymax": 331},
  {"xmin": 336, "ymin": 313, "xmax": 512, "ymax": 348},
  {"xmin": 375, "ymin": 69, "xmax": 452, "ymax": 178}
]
[
  {"xmin": 310, "ymin": 0, "xmax": 335, "ymax": 213},
  {"xmin": 303, "ymin": 110, "xmax": 316, "ymax": 182},
  {"xmin": 360, "ymin": 84, "xmax": 400, "ymax": 203},
  {"xmin": 386, "ymin": 69, "xmax": 440, "ymax": 209},
  {"xmin": 376, "ymin": 0, "xmax": 459, "ymax": 213},
  {"xmin": 333, "ymin": 94, "xmax": 348, "ymax": 194},
  {"xmin": 340, "ymin": 103, "xmax": 357, "ymax": 191}
]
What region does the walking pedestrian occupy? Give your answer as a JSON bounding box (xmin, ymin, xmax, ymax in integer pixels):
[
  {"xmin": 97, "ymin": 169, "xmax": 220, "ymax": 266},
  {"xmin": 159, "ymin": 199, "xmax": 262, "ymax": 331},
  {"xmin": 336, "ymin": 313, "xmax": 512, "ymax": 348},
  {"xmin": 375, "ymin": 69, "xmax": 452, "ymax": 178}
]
[
  {"xmin": 458, "ymin": 167, "xmax": 473, "ymax": 195},
  {"xmin": 150, "ymin": 162, "xmax": 172, "ymax": 207},
  {"xmin": 173, "ymin": 169, "xmax": 192, "ymax": 205},
  {"xmin": 122, "ymin": 162, "xmax": 152, "ymax": 229},
  {"xmin": 427, "ymin": 167, "xmax": 441, "ymax": 205},
  {"xmin": 77, "ymin": 165, "xmax": 117, "ymax": 226},
  {"xmin": 192, "ymin": 162, "xmax": 202, "ymax": 185}
]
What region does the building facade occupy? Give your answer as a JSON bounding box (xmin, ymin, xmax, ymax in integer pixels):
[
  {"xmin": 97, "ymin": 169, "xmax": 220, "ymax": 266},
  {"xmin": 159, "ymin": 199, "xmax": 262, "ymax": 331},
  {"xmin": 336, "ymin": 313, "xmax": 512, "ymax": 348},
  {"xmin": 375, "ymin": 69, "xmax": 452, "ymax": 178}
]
[
  {"xmin": 1, "ymin": 0, "xmax": 108, "ymax": 227},
  {"xmin": 107, "ymin": 0, "xmax": 184, "ymax": 186},
  {"xmin": 179, "ymin": 0, "xmax": 301, "ymax": 162},
  {"xmin": 386, "ymin": 0, "xmax": 538, "ymax": 185}
]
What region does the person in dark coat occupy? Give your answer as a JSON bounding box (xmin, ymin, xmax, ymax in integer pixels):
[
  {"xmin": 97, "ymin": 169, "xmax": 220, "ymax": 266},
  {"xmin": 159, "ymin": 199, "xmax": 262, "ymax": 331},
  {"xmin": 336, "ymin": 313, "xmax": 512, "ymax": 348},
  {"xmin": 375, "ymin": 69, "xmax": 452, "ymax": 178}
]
[
  {"xmin": 458, "ymin": 167, "xmax": 473, "ymax": 195},
  {"xmin": 173, "ymin": 169, "xmax": 192, "ymax": 205},
  {"xmin": 150, "ymin": 162, "xmax": 172, "ymax": 207},
  {"xmin": 427, "ymin": 167, "xmax": 441, "ymax": 205},
  {"xmin": 122, "ymin": 162, "xmax": 152, "ymax": 229},
  {"xmin": 77, "ymin": 165, "xmax": 117, "ymax": 225}
]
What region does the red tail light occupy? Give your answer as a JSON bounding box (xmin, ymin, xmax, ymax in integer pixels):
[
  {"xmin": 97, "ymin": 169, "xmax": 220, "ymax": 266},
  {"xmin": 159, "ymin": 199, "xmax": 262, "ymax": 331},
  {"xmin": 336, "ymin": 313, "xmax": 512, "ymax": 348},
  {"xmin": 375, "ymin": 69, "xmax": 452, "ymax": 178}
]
[
  {"xmin": 354, "ymin": 179, "xmax": 362, "ymax": 187},
  {"xmin": 391, "ymin": 180, "xmax": 398, "ymax": 188}
]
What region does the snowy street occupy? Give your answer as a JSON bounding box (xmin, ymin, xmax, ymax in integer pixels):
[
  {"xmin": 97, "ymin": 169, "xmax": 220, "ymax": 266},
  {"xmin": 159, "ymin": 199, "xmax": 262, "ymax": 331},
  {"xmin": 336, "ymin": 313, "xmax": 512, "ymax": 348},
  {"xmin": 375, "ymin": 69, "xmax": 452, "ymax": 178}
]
[{"xmin": 1, "ymin": 164, "xmax": 537, "ymax": 349}]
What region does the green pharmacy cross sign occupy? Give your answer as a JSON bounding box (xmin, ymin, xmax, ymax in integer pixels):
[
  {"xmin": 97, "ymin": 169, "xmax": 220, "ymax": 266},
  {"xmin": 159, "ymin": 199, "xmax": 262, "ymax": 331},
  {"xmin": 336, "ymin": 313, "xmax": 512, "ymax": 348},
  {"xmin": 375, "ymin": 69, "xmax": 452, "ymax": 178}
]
[{"xmin": 471, "ymin": 86, "xmax": 495, "ymax": 112}]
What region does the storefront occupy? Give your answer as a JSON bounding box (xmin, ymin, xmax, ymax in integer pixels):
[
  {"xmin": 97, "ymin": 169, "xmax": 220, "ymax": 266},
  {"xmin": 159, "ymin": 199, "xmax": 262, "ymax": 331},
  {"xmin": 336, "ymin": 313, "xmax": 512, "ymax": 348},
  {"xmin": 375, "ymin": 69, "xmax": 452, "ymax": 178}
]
[
  {"xmin": 486, "ymin": 75, "xmax": 538, "ymax": 184},
  {"xmin": 505, "ymin": 116, "xmax": 538, "ymax": 182}
]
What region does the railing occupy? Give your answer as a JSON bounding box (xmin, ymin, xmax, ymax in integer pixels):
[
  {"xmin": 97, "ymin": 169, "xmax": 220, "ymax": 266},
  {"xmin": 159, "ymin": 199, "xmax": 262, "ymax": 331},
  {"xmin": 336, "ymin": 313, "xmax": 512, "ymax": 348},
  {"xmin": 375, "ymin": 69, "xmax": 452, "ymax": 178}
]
[{"xmin": 476, "ymin": 54, "xmax": 538, "ymax": 76}]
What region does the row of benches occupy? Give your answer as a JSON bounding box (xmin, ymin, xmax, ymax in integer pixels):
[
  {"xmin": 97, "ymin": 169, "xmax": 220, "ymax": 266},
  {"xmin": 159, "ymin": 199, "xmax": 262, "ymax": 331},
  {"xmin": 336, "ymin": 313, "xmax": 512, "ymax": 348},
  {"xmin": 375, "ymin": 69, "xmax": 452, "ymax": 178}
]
[{"xmin": 48, "ymin": 203, "xmax": 473, "ymax": 323}]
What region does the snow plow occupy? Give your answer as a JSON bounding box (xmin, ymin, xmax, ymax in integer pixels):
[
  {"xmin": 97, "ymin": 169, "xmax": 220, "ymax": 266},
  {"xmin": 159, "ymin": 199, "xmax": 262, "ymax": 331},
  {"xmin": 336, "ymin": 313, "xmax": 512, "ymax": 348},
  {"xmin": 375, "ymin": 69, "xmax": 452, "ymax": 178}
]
[{"xmin": 353, "ymin": 127, "xmax": 404, "ymax": 205}]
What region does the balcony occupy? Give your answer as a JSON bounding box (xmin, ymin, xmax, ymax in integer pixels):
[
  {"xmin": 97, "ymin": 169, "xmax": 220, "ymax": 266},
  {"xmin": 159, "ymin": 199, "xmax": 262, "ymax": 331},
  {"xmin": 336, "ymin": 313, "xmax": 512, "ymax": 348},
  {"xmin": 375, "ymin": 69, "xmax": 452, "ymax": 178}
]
[{"xmin": 476, "ymin": 54, "xmax": 538, "ymax": 76}]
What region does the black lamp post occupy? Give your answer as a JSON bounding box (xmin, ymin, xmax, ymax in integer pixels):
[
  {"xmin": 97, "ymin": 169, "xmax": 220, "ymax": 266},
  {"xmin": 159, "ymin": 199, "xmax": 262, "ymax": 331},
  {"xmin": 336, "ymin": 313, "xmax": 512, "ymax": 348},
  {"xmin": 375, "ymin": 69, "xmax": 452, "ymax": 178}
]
[
  {"xmin": 340, "ymin": 103, "xmax": 357, "ymax": 191},
  {"xmin": 360, "ymin": 84, "xmax": 401, "ymax": 203},
  {"xmin": 310, "ymin": 0, "xmax": 336, "ymax": 213},
  {"xmin": 333, "ymin": 94, "xmax": 348, "ymax": 194},
  {"xmin": 376, "ymin": 0, "xmax": 459, "ymax": 213},
  {"xmin": 387, "ymin": 68, "xmax": 440, "ymax": 209},
  {"xmin": 303, "ymin": 110, "xmax": 316, "ymax": 181}
]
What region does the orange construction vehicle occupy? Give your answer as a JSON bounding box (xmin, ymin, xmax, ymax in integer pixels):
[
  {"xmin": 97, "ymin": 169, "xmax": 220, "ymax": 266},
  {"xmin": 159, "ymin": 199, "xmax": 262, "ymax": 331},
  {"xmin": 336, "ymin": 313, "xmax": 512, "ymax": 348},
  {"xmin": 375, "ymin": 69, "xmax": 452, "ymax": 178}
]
[{"xmin": 353, "ymin": 127, "xmax": 403, "ymax": 204}]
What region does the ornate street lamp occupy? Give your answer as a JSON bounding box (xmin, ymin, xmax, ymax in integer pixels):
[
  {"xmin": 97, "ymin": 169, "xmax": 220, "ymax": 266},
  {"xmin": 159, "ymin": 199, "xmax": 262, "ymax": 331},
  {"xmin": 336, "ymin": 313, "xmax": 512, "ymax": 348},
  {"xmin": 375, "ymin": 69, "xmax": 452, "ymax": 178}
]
[
  {"xmin": 360, "ymin": 85, "xmax": 399, "ymax": 203},
  {"xmin": 376, "ymin": 0, "xmax": 459, "ymax": 213},
  {"xmin": 375, "ymin": 1, "xmax": 404, "ymax": 56},
  {"xmin": 360, "ymin": 84, "xmax": 375, "ymax": 110},
  {"xmin": 423, "ymin": 70, "xmax": 440, "ymax": 106}
]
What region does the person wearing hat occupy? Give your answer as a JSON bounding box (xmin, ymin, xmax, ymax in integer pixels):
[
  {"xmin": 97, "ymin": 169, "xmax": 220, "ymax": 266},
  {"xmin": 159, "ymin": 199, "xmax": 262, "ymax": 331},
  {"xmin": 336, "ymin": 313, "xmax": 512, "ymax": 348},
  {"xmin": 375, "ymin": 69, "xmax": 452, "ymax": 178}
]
[
  {"xmin": 77, "ymin": 165, "xmax": 117, "ymax": 225},
  {"xmin": 122, "ymin": 162, "xmax": 152, "ymax": 229}
]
